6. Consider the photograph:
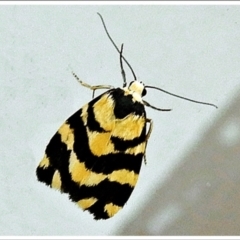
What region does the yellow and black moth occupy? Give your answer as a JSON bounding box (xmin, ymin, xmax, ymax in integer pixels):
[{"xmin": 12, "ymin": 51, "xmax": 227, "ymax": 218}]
[{"xmin": 36, "ymin": 13, "xmax": 217, "ymax": 220}]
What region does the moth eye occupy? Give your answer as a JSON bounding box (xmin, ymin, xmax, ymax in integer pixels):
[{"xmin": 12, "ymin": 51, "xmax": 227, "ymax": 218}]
[{"xmin": 142, "ymin": 88, "xmax": 147, "ymax": 97}]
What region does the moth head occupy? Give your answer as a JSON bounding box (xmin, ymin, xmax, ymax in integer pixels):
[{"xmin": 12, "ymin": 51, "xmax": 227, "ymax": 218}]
[{"xmin": 128, "ymin": 81, "xmax": 147, "ymax": 97}]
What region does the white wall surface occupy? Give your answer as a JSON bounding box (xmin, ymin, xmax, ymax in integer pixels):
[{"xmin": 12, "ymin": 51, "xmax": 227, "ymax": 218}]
[{"xmin": 1, "ymin": 3, "xmax": 240, "ymax": 236}]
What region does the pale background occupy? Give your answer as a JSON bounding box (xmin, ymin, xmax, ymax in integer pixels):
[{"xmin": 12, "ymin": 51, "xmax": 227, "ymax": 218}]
[{"xmin": 1, "ymin": 4, "xmax": 240, "ymax": 236}]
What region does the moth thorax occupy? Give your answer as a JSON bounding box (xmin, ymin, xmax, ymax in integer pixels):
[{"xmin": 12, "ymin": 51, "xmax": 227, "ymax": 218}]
[{"xmin": 128, "ymin": 81, "xmax": 146, "ymax": 97}]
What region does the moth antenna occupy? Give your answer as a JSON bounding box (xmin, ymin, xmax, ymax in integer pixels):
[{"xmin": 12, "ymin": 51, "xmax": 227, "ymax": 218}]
[
  {"xmin": 97, "ymin": 12, "xmax": 137, "ymax": 81},
  {"xmin": 120, "ymin": 43, "xmax": 127, "ymax": 87},
  {"xmin": 145, "ymin": 85, "xmax": 218, "ymax": 109}
]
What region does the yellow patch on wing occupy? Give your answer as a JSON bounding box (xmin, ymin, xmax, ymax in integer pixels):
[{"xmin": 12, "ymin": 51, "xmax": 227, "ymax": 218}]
[
  {"xmin": 87, "ymin": 129, "xmax": 116, "ymax": 156},
  {"xmin": 113, "ymin": 114, "xmax": 145, "ymax": 140},
  {"xmin": 93, "ymin": 94, "xmax": 115, "ymax": 131},
  {"xmin": 51, "ymin": 170, "xmax": 62, "ymax": 190},
  {"xmin": 81, "ymin": 103, "xmax": 88, "ymax": 126},
  {"xmin": 125, "ymin": 142, "xmax": 146, "ymax": 155},
  {"xmin": 108, "ymin": 169, "xmax": 139, "ymax": 187},
  {"xmin": 77, "ymin": 197, "xmax": 98, "ymax": 210},
  {"xmin": 58, "ymin": 123, "xmax": 74, "ymax": 150},
  {"xmin": 104, "ymin": 203, "xmax": 122, "ymax": 217},
  {"xmin": 69, "ymin": 151, "xmax": 139, "ymax": 187},
  {"xmin": 69, "ymin": 152, "xmax": 106, "ymax": 186},
  {"xmin": 39, "ymin": 154, "xmax": 50, "ymax": 169}
]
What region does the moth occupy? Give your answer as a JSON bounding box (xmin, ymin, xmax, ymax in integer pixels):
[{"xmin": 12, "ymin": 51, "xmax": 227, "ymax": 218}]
[{"xmin": 36, "ymin": 13, "xmax": 217, "ymax": 220}]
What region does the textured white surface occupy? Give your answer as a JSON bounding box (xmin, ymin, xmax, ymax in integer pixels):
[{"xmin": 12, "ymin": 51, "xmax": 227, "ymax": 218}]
[{"xmin": 1, "ymin": 4, "xmax": 239, "ymax": 236}]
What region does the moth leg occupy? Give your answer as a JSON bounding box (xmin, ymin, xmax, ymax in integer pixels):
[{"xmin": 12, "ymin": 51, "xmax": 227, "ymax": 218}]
[
  {"xmin": 143, "ymin": 100, "xmax": 172, "ymax": 112},
  {"xmin": 72, "ymin": 72, "xmax": 114, "ymax": 98},
  {"xmin": 146, "ymin": 118, "xmax": 153, "ymax": 141},
  {"xmin": 144, "ymin": 118, "xmax": 153, "ymax": 164}
]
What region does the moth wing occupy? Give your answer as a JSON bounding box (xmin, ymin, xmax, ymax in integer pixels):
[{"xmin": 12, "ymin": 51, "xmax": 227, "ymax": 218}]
[
  {"xmin": 73, "ymin": 112, "xmax": 147, "ymax": 219},
  {"xmin": 36, "ymin": 90, "xmax": 147, "ymax": 219},
  {"xmin": 36, "ymin": 91, "xmax": 113, "ymax": 187}
]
